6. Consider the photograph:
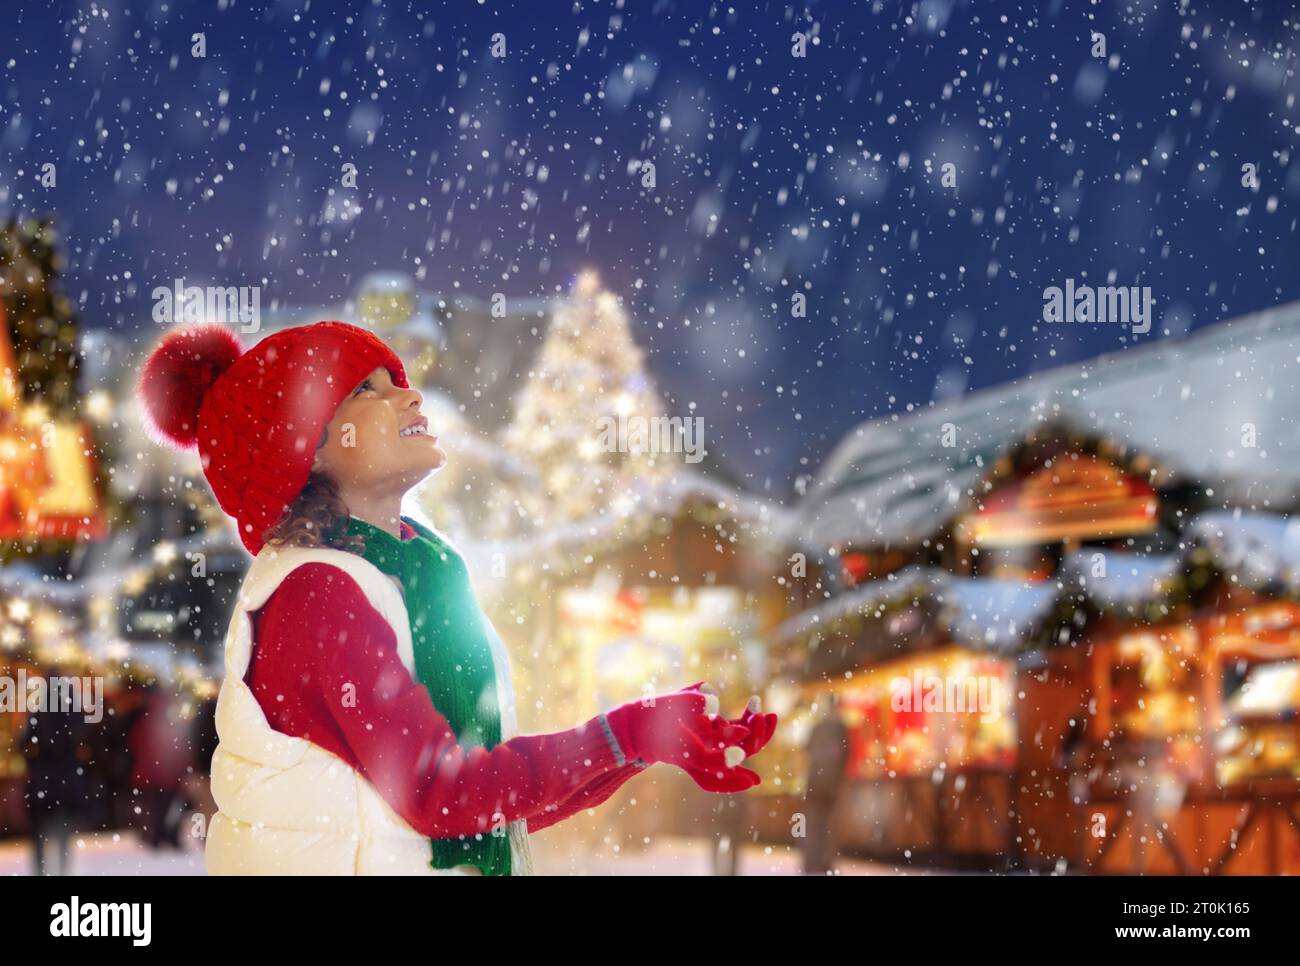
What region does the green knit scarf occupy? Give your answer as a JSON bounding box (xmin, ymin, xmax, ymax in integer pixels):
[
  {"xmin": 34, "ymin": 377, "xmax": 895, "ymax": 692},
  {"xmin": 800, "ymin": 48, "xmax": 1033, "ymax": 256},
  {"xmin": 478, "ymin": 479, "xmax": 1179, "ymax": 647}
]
[{"xmin": 325, "ymin": 513, "xmax": 512, "ymax": 876}]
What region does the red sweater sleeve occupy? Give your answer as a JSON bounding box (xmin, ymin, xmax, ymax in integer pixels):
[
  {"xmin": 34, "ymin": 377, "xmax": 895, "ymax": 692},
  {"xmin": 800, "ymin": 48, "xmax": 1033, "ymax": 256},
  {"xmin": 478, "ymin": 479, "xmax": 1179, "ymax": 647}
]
[{"xmin": 246, "ymin": 562, "xmax": 626, "ymax": 839}]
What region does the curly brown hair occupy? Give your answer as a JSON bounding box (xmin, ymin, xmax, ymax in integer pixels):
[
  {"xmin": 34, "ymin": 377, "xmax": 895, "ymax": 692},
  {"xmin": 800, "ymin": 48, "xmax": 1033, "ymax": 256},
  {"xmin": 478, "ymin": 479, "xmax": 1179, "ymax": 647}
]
[{"xmin": 261, "ymin": 431, "xmax": 366, "ymax": 553}]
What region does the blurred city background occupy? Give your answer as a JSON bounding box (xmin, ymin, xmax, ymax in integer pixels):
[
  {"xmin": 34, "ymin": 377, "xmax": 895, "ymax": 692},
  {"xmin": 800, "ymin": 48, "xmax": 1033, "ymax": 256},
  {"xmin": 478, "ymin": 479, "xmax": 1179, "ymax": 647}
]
[
  {"xmin": 3, "ymin": 0, "xmax": 1300, "ymax": 876},
  {"xmin": 3, "ymin": 217, "xmax": 1300, "ymax": 874}
]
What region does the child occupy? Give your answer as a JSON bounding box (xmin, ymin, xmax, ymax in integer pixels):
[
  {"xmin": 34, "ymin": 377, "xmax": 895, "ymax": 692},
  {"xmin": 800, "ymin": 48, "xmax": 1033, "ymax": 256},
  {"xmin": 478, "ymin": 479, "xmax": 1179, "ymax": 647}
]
[{"xmin": 136, "ymin": 321, "xmax": 777, "ymax": 875}]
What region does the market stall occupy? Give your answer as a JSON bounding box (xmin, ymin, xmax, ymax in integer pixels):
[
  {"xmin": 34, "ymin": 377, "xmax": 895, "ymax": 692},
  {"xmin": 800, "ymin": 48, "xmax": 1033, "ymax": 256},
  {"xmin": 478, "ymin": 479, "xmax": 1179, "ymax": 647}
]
[
  {"xmin": 829, "ymin": 648, "xmax": 1017, "ymax": 860},
  {"xmin": 1020, "ymin": 597, "xmax": 1300, "ymax": 875},
  {"xmin": 763, "ymin": 569, "xmax": 1054, "ymax": 865}
]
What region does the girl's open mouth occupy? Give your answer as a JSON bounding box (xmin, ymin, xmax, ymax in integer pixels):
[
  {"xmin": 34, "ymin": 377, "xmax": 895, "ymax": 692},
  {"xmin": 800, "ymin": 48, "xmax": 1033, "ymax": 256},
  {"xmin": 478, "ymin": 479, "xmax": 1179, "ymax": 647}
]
[{"xmin": 399, "ymin": 416, "xmax": 434, "ymax": 440}]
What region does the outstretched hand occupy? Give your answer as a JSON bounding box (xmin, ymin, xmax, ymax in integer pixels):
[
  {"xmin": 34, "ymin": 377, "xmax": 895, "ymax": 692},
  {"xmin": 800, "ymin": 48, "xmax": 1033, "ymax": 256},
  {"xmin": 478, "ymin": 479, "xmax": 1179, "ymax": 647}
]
[
  {"xmin": 606, "ymin": 686, "xmax": 767, "ymax": 794},
  {"xmin": 680, "ymin": 682, "xmax": 779, "ymax": 757},
  {"xmin": 675, "ymin": 683, "xmax": 779, "ymax": 791}
]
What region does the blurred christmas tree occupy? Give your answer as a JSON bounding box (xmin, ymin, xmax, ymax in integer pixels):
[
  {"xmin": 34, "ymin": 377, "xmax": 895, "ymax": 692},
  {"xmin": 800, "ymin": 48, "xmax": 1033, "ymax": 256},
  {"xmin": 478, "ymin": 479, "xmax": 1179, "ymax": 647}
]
[
  {"xmin": 497, "ymin": 271, "xmax": 674, "ymax": 534},
  {"xmin": 0, "ymin": 217, "xmax": 81, "ymax": 420}
]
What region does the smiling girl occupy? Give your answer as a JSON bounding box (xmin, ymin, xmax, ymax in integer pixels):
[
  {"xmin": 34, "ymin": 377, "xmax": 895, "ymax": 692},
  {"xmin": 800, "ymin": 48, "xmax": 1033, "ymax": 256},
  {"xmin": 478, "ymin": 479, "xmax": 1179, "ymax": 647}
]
[{"xmin": 136, "ymin": 321, "xmax": 776, "ymax": 876}]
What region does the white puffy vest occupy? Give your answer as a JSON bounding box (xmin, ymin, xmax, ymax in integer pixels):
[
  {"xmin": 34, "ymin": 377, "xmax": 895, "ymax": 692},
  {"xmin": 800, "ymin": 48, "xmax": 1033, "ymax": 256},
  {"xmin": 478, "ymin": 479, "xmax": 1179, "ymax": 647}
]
[{"xmin": 205, "ymin": 542, "xmax": 535, "ymax": 875}]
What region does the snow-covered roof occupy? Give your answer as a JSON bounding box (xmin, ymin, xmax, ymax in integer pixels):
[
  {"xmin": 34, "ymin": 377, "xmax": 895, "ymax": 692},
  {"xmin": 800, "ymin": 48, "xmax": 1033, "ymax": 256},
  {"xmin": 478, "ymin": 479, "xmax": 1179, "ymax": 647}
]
[
  {"xmin": 1189, "ymin": 510, "xmax": 1300, "ymax": 590},
  {"xmin": 773, "ymin": 507, "xmax": 1300, "ymax": 657},
  {"xmin": 799, "ymin": 300, "xmax": 1300, "ymax": 548},
  {"xmin": 460, "ymin": 465, "xmax": 796, "ymax": 584},
  {"xmin": 943, "ymin": 573, "xmax": 1061, "ymax": 649},
  {"xmin": 771, "ymin": 565, "xmax": 1059, "ymax": 652},
  {"xmin": 1058, "ymin": 548, "xmax": 1184, "ymax": 608}
]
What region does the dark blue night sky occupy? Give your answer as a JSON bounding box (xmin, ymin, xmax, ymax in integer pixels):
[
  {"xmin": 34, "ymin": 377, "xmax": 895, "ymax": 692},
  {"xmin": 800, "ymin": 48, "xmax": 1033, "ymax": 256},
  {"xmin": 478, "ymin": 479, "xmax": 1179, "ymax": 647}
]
[{"xmin": 4, "ymin": 0, "xmax": 1298, "ymax": 497}]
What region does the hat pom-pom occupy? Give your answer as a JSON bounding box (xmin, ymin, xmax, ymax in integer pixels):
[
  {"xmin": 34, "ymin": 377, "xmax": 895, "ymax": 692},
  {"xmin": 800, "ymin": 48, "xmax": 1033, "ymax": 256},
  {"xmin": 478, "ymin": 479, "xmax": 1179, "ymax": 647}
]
[{"xmin": 136, "ymin": 324, "xmax": 244, "ymax": 450}]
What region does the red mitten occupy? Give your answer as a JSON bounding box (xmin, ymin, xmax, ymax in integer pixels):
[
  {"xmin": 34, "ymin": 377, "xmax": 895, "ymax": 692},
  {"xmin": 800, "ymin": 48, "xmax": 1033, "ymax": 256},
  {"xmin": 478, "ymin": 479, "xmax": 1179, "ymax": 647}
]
[
  {"xmin": 669, "ymin": 718, "xmax": 762, "ymax": 793},
  {"xmin": 680, "ymin": 685, "xmax": 779, "ymax": 758},
  {"xmin": 604, "ymin": 690, "xmax": 759, "ymax": 793}
]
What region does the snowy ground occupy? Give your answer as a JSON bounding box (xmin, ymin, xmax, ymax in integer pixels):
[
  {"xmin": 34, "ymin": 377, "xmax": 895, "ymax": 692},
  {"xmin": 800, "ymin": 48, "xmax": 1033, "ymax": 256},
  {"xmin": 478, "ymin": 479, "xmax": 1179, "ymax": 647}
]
[{"xmin": 0, "ymin": 830, "xmax": 946, "ymax": 876}]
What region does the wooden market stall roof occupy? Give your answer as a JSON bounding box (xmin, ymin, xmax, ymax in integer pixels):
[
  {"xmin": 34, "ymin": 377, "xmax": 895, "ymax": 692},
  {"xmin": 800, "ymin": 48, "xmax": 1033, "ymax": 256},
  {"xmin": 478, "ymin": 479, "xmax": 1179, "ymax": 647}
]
[
  {"xmin": 774, "ymin": 508, "xmax": 1300, "ymax": 676},
  {"xmin": 798, "ymin": 299, "xmax": 1300, "ymax": 550}
]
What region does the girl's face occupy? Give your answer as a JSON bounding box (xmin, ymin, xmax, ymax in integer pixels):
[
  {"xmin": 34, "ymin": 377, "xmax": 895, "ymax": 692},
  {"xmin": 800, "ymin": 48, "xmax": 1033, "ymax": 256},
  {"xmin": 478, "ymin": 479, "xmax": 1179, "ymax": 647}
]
[{"xmin": 312, "ymin": 366, "xmax": 446, "ymax": 499}]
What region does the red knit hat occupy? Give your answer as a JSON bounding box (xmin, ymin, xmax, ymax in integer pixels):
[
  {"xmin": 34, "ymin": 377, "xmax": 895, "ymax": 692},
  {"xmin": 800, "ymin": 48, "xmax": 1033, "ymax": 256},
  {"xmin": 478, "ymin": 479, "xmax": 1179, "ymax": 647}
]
[{"xmin": 135, "ymin": 320, "xmax": 409, "ymax": 556}]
